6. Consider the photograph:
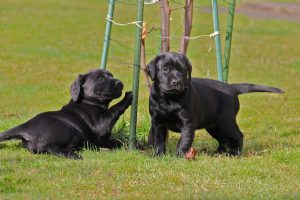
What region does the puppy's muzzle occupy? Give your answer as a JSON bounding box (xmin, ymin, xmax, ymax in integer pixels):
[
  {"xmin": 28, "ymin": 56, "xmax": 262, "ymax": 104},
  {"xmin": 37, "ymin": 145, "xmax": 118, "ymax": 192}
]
[
  {"xmin": 115, "ymin": 80, "xmax": 124, "ymax": 90},
  {"xmin": 170, "ymin": 78, "xmax": 183, "ymax": 87}
]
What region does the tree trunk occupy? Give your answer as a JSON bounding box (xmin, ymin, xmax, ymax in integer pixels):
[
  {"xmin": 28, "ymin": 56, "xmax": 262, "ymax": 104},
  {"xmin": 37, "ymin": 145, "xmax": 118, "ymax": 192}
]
[
  {"xmin": 179, "ymin": 0, "xmax": 193, "ymax": 55},
  {"xmin": 160, "ymin": 0, "xmax": 170, "ymax": 53}
]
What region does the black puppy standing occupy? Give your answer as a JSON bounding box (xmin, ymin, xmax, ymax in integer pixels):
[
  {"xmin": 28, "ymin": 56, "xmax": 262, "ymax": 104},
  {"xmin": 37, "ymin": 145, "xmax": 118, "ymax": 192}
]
[
  {"xmin": 0, "ymin": 69, "xmax": 132, "ymax": 159},
  {"xmin": 147, "ymin": 52, "xmax": 283, "ymax": 157}
]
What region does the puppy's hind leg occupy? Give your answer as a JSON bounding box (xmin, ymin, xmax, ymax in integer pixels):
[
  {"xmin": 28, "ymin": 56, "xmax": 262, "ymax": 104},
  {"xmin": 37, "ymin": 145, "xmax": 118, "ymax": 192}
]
[
  {"xmin": 99, "ymin": 138, "xmax": 123, "ymax": 149},
  {"xmin": 47, "ymin": 146, "xmax": 82, "ymax": 160},
  {"xmin": 206, "ymin": 127, "xmax": 229, "ymax": 154},
  {"xmin": 209, "ymin": 120, "xmax": 244, "ymax": 156},
  {"xmin": 0, "ymin": 124, "xmax": 27, "ymax": 143}
]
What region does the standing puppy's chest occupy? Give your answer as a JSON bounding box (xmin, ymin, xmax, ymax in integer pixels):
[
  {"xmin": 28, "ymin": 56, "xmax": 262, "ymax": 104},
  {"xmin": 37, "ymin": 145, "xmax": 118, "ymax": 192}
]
[{"xmin": 152, "ymin": 98, "xmax": 186, "ymax": 132}]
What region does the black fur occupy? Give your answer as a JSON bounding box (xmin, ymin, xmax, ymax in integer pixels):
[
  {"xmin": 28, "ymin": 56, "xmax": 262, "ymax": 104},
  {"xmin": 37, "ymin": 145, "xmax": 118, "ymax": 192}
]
[
  {"xmin": 147, "ymin": 52, "xmax": 283, "ymax": 157},
  {"xmin": 0, "ymin": 69, "xmax": 132, "ymax": 159}
]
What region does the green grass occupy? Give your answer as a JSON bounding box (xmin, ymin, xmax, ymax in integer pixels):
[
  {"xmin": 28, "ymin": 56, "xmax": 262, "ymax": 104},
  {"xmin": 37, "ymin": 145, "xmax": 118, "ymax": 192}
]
[{"xmin": 0, "ymin": 0, "xmax": 299, "ymax": 199}]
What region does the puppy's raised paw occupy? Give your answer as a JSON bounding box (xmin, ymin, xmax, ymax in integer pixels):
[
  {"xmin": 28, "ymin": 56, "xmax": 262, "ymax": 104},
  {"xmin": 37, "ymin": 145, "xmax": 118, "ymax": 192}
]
[{"xmin": 124, "ymin": 91, "xmax": 133, "ymax": 104}]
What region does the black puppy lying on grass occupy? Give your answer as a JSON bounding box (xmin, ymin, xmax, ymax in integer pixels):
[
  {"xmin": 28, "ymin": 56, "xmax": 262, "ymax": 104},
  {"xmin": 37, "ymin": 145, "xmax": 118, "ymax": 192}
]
[
  {"xmin": 0, "ymin": 69, "xmax": 132, "ymax": 159},
  {"xmin": 147, "ymin": 52, "xmax": 284, "ymax": 157}
]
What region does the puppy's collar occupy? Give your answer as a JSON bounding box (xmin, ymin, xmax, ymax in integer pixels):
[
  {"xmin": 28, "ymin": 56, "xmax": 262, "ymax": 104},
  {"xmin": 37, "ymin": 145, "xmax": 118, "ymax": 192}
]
[{"xmin": 81, "ymin": 95, "xmax": 108, "ymax": 110}]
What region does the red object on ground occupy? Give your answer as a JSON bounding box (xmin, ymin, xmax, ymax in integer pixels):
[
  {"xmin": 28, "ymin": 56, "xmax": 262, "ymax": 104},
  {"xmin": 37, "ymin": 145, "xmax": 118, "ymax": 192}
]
[{"xmin": 185, "ymin": 147, "xmax": 197, "ymax": 160}]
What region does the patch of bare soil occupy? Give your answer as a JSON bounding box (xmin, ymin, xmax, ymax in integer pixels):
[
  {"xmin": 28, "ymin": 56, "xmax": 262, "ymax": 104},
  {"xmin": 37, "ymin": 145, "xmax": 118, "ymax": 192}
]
[
  {"xmin": 201, "ymin": 2, "xmax": 300, "ymax": 22},
  {"xmin": 236, "ymin": 2, "xmax": 300, "ymax": 22}
]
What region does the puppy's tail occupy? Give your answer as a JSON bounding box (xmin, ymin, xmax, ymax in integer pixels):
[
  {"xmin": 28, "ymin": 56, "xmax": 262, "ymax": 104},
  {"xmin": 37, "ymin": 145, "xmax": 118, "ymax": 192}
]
[
  {"xmin": 0, "ymin": 125, "xmax": 24, "ymax": 142},
  {"xmin": 231, "ymin": 83, "xmax": 284, "ymax": 95}
]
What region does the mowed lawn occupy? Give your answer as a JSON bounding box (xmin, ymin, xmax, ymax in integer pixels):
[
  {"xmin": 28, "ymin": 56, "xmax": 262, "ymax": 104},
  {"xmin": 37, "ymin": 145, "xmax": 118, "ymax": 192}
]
[{"xmin": 0, "ymin": 0, "xmax": 299, "ymax": 199}]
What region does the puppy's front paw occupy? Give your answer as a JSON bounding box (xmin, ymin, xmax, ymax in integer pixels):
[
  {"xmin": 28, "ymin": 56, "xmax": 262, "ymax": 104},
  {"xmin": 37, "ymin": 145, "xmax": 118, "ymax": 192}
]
[
  {"xmin": 176, "ymin": 148, "xmax": 189, "ymax": 157},
  {"xmin": 124, "ymin": 91, "xmax": 133, "ymax": 105},
  {"xmin": 154, "ymin": 146, "xmax": 166, "ymax": 156}
]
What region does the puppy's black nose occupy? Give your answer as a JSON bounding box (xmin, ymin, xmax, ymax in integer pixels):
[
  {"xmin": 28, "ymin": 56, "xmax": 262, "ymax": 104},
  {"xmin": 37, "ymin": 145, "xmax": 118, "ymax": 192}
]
[
  {"xmin": 115, "ymin": 80, "xmax": 123, "ymax": 89},
  {"xmin": 170, "ymin": 79, "xmax": 181, "ymax": 86}
]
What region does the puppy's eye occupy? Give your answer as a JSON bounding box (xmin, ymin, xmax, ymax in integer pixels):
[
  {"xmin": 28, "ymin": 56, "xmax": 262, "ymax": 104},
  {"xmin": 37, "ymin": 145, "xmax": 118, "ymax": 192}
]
[
  {"xmin": 162, "ymin": 66, "xmax": 169, "ymax": 73},
  {"xmin": 97, "ymin": 77, "xmax": 105, "ymax": 83}
]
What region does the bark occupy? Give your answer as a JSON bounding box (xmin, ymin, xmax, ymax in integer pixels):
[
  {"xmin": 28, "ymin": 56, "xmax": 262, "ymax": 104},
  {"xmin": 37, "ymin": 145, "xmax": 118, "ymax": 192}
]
[
  {"xmin": 160, "ymin": 0, "xmax": 170, "ymax": 53},
  {"xmin": 179, "ymin": 0, "xmax": 193, "ymax": 55},
  {"xmin": 141, "ymin": 39, "xmax": 151, "ymax": 91},
  {"xmin": 141, "ymin": 22, "xmax": 151, "ymax": 91}
]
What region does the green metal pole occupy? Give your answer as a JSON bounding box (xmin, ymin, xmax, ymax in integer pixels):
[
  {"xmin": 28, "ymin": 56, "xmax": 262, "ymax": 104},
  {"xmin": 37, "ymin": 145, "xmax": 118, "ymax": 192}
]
[
  {"xmin": 100, "ymin": 0, "xmax": 116, "ymax": 69},
  {"xmin": 129, "ymin": 0, "xmax": 144, "ymax": 150},
  {"xmin": 223, "ymin": 0, "xmax": 236, "ymax": 83},
  {"xmin": 211, "ymin": 0, "xmax": 224, "ymax": 82}
]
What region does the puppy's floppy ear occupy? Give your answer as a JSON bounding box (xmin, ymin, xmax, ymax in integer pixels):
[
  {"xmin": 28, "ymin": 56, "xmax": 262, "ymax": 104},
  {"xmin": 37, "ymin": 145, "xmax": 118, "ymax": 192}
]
[
  {"xmin": 179, "ymin": 53, "xmax": 192, "ymax": 81},
  {"xmin": 146, "ymin": 55, "xmax": 158, "ymax": 81},
  {"xmin": 70, "ymin": 74, "xmax": 83, "ymax": 102},
  {"xmin": 184, "ymin": 56, "xmax": 192, "ymax": 81}
]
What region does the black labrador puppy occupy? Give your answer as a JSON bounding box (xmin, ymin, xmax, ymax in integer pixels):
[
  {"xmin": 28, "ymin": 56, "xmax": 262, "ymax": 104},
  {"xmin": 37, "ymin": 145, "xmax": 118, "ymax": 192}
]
[
  {"xmin": 147, "ymin": 52, "xmax": 283, "ymax": 157},
  {"xmin": 0, "ymin": 69, "xmax": 132, "ymax": 159}
]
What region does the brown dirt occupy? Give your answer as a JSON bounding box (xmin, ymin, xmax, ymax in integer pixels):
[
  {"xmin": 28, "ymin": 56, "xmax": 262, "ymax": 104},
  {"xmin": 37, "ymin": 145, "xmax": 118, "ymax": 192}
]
[
  {"xmin": 236, "ymin": 2, "xmax": 300, "ymax": 22},
  {"xmin": 200, "ymin": 2, "xmax": 300, "ymax": 22}
]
